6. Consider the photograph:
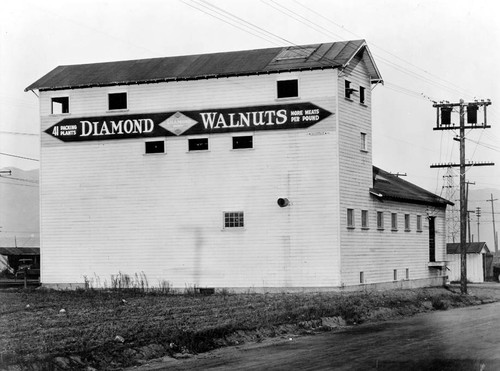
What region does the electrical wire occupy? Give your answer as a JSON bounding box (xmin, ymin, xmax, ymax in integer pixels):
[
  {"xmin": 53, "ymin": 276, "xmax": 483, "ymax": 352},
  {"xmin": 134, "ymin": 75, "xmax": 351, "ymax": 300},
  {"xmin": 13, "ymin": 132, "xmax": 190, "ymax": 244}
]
[{"xmin": 0, "ymin": 152, "xmax": 39, "ymax": 161}]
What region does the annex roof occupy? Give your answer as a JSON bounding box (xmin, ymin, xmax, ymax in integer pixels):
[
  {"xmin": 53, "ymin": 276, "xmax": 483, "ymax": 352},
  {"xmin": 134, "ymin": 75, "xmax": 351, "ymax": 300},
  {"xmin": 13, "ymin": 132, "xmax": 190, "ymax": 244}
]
[
  {"xmin": 0, "ymin": 236, "xmax": 40, "ymax": 256},
  {"xmin": 25, "ymin": 40, "xmax": 383, "ymax": 92},
  {"xmin": 370, "ymin": 166, "xmax": 453, "ymax": 207},
  {"xmin": 446, "ymin": 242, "xmax": 490, "ymax": 255}
]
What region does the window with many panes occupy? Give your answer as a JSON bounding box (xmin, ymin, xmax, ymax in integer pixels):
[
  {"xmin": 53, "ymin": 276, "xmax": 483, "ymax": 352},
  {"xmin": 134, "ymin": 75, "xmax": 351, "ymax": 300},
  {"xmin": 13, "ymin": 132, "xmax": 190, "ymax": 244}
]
[
  {"xmin": 223, "ymin": 211, "xmax": 244, "ymax": 229},
  {"xmin": 377, "ymin": 211, "xmax": 384, "ymax": 230},
  {"xmin": 51, "ymin": 97, "xmax": 69, "ymax": 114},
  {"xmin": 391, "ymin": 213, "xmax": 398, "ymax": 231},
  {"xmin": 347, "ymin": 209, "xmax": 355, "ymax": 228},
  {"xmin": 361, "ymin": 210, "xmax": 369, "ymax": 229}
]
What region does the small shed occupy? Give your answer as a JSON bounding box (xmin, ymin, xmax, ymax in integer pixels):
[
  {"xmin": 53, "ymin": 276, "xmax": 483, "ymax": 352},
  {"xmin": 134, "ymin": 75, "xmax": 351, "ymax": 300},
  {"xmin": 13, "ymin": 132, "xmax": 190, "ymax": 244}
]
[{"xmin": 446, "ymin": 242, "xmax": 492, "ymax": 283}]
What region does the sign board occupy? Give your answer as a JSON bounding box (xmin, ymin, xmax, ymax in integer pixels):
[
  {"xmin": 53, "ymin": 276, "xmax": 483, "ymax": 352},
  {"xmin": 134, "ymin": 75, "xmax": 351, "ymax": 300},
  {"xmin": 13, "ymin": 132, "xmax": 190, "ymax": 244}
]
[{"xmin": 46, "ymin": 102, "xmax": 332, "ymax": 142}]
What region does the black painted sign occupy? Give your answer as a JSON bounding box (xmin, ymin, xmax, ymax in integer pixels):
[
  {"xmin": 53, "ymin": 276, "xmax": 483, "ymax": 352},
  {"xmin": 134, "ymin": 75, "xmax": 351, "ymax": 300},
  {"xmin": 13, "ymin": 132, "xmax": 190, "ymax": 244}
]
[{"xmin": 46, "ymin": 102, "xmax": 332, "ymax": 142}]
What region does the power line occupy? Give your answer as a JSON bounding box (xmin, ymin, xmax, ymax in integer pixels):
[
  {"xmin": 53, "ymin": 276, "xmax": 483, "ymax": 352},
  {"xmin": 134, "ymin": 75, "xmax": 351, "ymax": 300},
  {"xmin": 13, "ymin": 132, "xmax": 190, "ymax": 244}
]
[
  {"xmin": 0, "ymin": 175, "xmax": 38, "ymax": 184},
  {"xmin": 0, "ymin": 152, "xmax": 39, "ymax": 161},
  {"xmin": 0, "ymin": 180, "xmax": 38, "ymax": 188},
  {"xmin": 0, "ymin": 130, "xmax": 39, "ymax": 136},
  {"xmin": 290, "ymin": 0, "xmax": 475, "ymax": 99}
]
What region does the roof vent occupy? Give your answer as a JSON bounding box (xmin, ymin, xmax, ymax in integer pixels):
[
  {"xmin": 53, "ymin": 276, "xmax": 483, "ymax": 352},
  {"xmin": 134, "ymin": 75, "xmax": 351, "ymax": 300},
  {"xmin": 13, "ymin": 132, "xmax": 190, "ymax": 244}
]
[{"xmin": 275, "ymin": 46, "xmax": 317, "ymax": 61}]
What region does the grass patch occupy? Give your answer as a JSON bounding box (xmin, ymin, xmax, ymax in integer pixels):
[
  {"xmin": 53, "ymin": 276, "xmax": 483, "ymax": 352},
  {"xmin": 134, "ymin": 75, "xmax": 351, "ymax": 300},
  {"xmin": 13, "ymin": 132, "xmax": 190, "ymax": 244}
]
[{"xmin": 0, "ymin": 286, "xmax": 491, "ymax": 370}]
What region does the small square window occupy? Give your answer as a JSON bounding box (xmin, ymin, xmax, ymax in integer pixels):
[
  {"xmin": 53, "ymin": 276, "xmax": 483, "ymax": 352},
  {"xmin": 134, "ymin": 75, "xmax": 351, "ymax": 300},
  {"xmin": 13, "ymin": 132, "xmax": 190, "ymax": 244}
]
[
  {"xmin": 361, "ymin": 210, "xmax": 369, "ymax": 229},
  {"xmin": 377, "ymin": 211, "xmax": 384, "ymax": 230},
  {"xmin": 145, "ymin": 141, "xmax": 165, "ymax": 154},
  {"xmin": 232, "ymin": 136, "xmax": 253, "ymax": 149},
  {"xmin": 347, "ymin": 209, "xmax": 355, "ymax": 228},
  {"xmin": 277, "ymin": 79, "xmax": 299, "ymax": 98},
  {"xmin": 345, "ymin": 80, "xmax": 352, "ymax": 99},
  {"xmin": 391, "ymin": 213, "xmax": 398, "ymax": 231},
  {"xmin": 188, "ymin": 138, "xmax": 208, "ymax": 151},
  {"xmin": 108, "ymin": 92, "xmax": 127, "ymax": 110},
  {"xmin": 360, "ymin": 86, "xmax": 366, "ymax": 104},
  {"xmin": 405, "ymin": 214, "xmax": 411, "ymax": 231},
  {"xmin": 417, "ymin": 215, "xmax": 422, "ymax": 232},
  {"xmin": 224, "ymin": 211, "xmax": 244, "ymax": 229},
  {"xmin": 360, "ymin": 133, "xmax": 367, "ymax": 151},
  {"xmin": 51, "ymin": 97, "xmax": 69, "ymax": 114}
]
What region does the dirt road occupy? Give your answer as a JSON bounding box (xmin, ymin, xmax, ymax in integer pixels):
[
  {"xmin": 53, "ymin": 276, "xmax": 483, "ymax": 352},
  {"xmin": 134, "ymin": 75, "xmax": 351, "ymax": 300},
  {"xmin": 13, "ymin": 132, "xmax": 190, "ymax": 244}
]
[{"xmin": 134, "ymin": 287, "xmax": 500, "ymax": 370}]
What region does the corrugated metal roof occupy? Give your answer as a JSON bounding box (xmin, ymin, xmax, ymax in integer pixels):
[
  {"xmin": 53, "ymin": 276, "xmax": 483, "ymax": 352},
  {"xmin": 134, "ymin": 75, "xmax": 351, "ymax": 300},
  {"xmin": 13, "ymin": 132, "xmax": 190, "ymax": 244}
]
[
  {"xmin": 370, "ymin": 166, "xmax": 453, "ymax": 207},
  {"xmin": 446, "ymin": 242, "xmax": 490, "ymax": 254},
  {"xmin": 25, "ymin": 40, "xmax": 383, "ymax": 92}
]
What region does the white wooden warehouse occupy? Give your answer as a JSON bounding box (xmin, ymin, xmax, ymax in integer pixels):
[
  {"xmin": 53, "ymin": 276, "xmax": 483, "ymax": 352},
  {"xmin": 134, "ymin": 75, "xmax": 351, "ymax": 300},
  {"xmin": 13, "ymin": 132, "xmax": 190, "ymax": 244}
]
[{"xmin": 26, "ymin": 40, "xmax": 452, "ymax": 291}]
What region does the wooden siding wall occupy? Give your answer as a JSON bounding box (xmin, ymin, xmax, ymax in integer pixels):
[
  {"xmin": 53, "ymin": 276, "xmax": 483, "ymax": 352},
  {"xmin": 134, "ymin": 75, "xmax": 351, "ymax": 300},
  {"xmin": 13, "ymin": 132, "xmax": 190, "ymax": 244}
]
[
  {"xmin": 446, "ymin": 253, "xmax": 485, "ymax": 283},
  {"xmin": 39, "ymin": 70, "xmax": 342, "ymax": 288},
  {"xmin": 337, "ymin": 55, "xmax": 447, "ymax": 286}
]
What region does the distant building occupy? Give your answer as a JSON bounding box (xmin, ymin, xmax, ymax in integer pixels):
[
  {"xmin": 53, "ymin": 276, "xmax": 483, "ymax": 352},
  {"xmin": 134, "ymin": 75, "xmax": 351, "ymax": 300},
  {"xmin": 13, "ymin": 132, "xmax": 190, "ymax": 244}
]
[
  {"xmin": 26, "ymin": 40, "xmax": 451, "ymax": 290},
  {"xmin": 446, "ymin": 242, "xmax": 492, "ymax": 283}
]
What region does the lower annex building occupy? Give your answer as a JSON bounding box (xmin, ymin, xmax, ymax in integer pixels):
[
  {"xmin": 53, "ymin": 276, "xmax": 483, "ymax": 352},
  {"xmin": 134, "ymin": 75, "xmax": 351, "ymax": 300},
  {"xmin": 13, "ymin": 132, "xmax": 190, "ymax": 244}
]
[{"xmin": 26, "ymin": 40, "xmax": 452, "ymax": 290}]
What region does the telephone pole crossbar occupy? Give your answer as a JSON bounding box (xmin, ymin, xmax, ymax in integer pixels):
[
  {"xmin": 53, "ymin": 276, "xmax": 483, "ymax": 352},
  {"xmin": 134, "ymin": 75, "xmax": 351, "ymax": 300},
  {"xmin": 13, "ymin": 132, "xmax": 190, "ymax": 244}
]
[{"xmin": 430, "ymin": 99, "xmax": 493, "ymax": 294}]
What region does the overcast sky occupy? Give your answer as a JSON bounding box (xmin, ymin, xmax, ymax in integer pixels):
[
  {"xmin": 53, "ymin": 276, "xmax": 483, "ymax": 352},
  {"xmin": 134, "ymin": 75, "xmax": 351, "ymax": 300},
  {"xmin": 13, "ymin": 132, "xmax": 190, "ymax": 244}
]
[{"xmin": 1, "ymin": 0, "xmax": 499, "ymax": 195}]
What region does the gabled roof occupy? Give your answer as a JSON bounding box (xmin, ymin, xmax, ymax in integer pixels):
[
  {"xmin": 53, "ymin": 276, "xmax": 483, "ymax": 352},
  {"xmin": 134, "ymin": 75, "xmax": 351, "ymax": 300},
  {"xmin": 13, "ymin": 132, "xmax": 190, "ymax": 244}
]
[
  {"xmin": 25, "ymin": 40, "xmax": 383, "ymax": 92},
  {"xmin": 370, "ymin": 166, "xmax": 453, "ymax": 207},
  {"xmin": 447, "ymin": 242, "xmax": 490, "ymax": 254}
]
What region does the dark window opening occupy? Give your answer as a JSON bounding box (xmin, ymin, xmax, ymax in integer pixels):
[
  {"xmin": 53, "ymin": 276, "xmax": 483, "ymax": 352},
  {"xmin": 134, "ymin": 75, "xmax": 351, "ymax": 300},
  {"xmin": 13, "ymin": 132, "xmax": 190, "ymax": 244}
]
[
  {"xmin": 345, "ymin": 80, "xmax": 352, "ymax": 99},
  {"xmin": 347, "ymin": 208, "xmax": 355, "ymax": 228},
  {"xmin": 405, "ymin": 214, "xmax": 411, "ymax": 231},
  {"xmin": 361, "ymin": 210, "xmax": 369, "ymax": 229},
  {"xmin": 145, "ymin": 141, "xmax": 165, "ymax": 154},
  {"xmin": 360, "ymin": 86, "xmax": 366, "ymax": 104},
  {"xmin": 377, "ymin": 211, "xmax": 384, "ymax": 230},
  {"xmin": 391, "ymin": 213, "xmax": 398, "ymax": 231},
  {"xmin": 277, "ymin": 79, "xmax": 298, "ymax": 98},
  {"xmin": 51, "ymin": 97, "xmax": 69, "ymax": 114},
  {"xmin": 108, "ymin": 92, "xmax": 127, "ymax": 110},
  {"xmin": 232, "ymin": 136, "xmax": 253, "ymax": 149},
  {"xmin": 429, "ymin": 216, "xmax": 436, "ymax": 262},
  {"xmin": 189, "ymin": 138, "xmax": 208, "ymax": 151}
]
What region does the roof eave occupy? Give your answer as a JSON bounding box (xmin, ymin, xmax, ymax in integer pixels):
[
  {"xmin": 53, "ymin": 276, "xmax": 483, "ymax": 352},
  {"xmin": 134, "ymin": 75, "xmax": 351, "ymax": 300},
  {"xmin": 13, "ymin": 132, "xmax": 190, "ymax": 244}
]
[
  {"xmin": 29, "ymin": 65, "xmax": 342, "ymax": 92},
  {"xmin": 342, "ymin": 41, "xmax": 383, "ymax": 85}
]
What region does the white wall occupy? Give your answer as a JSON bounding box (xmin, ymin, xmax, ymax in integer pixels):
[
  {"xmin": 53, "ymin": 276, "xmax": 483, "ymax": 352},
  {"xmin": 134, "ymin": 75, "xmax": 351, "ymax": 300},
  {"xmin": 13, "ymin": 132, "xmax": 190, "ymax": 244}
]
[
  {"xmin": 39, "ymin": 70, "xmax": 342, "ymax": 288},
  {"xmin": 446, "ymin": 253, "xmax": 485, "ymax": 283}
]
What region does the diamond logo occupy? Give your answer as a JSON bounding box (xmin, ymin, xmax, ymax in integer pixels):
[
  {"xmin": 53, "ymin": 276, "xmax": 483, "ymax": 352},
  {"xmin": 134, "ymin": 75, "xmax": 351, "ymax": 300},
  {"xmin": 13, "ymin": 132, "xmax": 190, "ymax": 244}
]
[{"xmin": 160, "ymin": 112, "xmax": 198, "ymax": 136}]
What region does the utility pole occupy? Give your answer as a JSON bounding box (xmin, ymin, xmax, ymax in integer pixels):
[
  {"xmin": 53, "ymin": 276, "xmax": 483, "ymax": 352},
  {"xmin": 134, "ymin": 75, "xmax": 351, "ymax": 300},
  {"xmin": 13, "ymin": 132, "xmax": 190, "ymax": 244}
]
[
  {"xmin": 476, "ymin": 207, "xmax": 481, "ymax": 242},
  {"xmin": 431, "ymin": 99, "xmax": 493, "ymax": 294},
  {"xmin": 443, "ymin": 167, "xmax": 459, "ymax": 243},
  {"xmin": 467, "ymin": 210, "xmax": 474, "ymax": 242},
  {"xmin": 486, "ymin": 194, "xmax": 498, "ymax": 255}
]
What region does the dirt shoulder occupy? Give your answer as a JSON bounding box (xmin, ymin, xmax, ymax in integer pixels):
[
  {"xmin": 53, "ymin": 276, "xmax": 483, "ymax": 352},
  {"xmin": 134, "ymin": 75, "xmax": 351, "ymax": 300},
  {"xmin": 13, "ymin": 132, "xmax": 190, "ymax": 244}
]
[{"xmin": 1, "ymin": 284, "xmax": 498, "ymax": 370}]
